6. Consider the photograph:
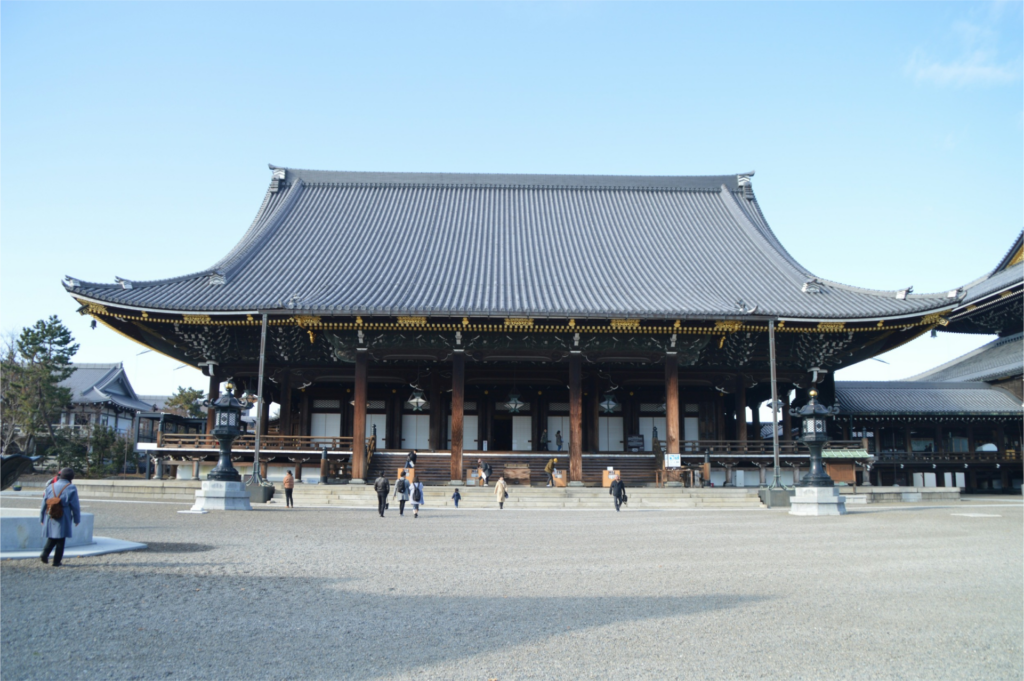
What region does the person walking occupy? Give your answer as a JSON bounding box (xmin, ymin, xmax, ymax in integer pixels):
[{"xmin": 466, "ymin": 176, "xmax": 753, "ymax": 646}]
[
  {"xmin": 393, "ymin": 470, "xmax": 411, "ymax": 516},
  {"xmin": 544, "ymin": 457, "xmax": 558, "ymax": 487},
  {"xmin": 39, "ymin": 468, "xmax": 81, "ymax": 566},
  {"xmin": 478, "ymin": 459, "xmax": 493, "ymax": 486},
  {"xmin": 410, "ymin": 478, "xmax": 425, "ymax": 518},
  {"xmin": 539, "ymin": 429, "xmax": 548, "ymax": 451},
  {"xmin": 555, "ymin": 431, "xmax": 563, "ymax": 452},
  {"xmin": 610, "ymin": 476, "xmax": 627, "ymax": 512},
  {"xmin": 495, "ymin": 476, "xmax": 508, "ymax": 510},
  {"xmin": 404, "ymin": 450, "xmax": 417, "ymax": 470},
  {"xmin": 374, "ymin": 472, "xmax": 390, "ymax": 517},
  {"xmin": 451, "ymin": 488, "xmax": 461, "ymax": 508},
  {"xmin": 283, "ymin": 470, "xmax": 295, "ymax": 508}
]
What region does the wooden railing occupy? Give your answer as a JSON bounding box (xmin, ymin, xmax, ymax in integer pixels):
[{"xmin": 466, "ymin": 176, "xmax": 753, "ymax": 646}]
[
  {"xmin": 675, "ymin": 440, "xmax": 864, "ymax": 456},
  {"xmin": 157, "ymin": 433, "xmax": 375, "ymax": 454},
  {"xmin": 874, "ymin": 449, "xmax": 1020, "ymax": 463}
]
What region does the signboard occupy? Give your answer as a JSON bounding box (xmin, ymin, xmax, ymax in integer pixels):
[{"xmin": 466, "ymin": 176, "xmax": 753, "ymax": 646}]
[
  {"xmin": 626, "ymin": 435, "xmax": 645, "ymax": 452},
  {"xmin": 665, "ymin": 453, "xmax": 681, "ymax": 469}
]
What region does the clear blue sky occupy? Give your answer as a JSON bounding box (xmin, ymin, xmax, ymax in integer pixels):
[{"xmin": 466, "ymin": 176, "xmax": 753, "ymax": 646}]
[{"xmin": 2, "ymin": 2, "xmax": 1021, "ymax": 396}]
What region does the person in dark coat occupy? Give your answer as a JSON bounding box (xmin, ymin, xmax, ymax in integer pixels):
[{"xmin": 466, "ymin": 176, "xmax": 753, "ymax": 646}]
[
  {"xmin": 373, "ymin": 473, "xmax": 390, "ymax": 518},
  {"xmin": 404, "ymin": 450, "xmax": 417, "ymax": 469},
  {"xmin": 610, "ymin": 476, "xmax": 627, "ymax": 512},
  {"xmin": 478, "ymin": 459, "xmax": 493, "ymax": 486},
  {"xmin": 451, "ymin": 488, "xmax": 461, "ymax": 508},
  {"xmin": 39, "ymin": 468, "xmax": 81, "ymax": 566}
]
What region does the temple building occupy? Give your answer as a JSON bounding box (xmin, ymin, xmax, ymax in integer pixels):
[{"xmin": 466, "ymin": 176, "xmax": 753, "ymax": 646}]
[{"xmin": 62, "ymin": 167, "xmax": 1023, "ymax": 487}]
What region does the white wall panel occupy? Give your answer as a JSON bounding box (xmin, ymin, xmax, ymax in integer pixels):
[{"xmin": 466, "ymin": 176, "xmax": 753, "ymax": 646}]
[{"xmin": 401, "ymin": 414, "xmax": 429, "ymax": 450}]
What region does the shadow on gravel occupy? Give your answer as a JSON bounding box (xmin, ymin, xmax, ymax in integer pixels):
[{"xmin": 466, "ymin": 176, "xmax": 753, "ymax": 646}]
[{"xmin": 141, "ymin": 542, "xmax": 215, "ymax": 553}]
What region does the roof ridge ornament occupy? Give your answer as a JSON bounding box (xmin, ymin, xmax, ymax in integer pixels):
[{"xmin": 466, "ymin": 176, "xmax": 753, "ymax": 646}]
[
  {"xmin": 736, "ymin": 171, "xmax": 755, "ymax": 199},
  {"xmin": 802, "ymin": 278, "xmax": 823, "ymax": 294},
  {"xmin": 896, "ymin": 286, "xmax": 914, "ymax": 300}
]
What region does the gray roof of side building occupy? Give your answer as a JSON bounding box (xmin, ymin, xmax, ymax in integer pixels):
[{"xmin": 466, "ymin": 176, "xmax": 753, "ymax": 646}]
[
  {"xmin": 835, "ymin": 381, "xmax": 1023, "ymax": 416},
  {"xmin": 957, "ymin": 232, "xmax": 1023, "ymax": 305},
  {"xmin": 65, "ymin": 167, "xmax": 966, "ymax": 320},
  {"xmin": 907, "ymin": 333, "xmax": 1023, "ymax": 383},
  {"xmin": 60, "ymin": 363, "xmax": 156, "ymax": 413}
]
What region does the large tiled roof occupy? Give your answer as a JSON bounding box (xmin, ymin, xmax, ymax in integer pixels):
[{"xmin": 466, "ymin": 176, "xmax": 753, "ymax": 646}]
[
  {"xmin": 65, "ymin": 167, "xmax": 960, "ymax": 320},
  {"xmin": 835, "ymin": 381, "xmax": 1022, "ymax": 416},
  {"xmin": 908, "ymin": 333, "xmax": 1023, "ymax": 383}
]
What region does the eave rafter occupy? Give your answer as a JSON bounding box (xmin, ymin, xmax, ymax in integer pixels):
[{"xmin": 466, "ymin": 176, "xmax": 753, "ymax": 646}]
[{"xmin": 75, "ymin": 299, "xmax": 953, "ymax": 374}]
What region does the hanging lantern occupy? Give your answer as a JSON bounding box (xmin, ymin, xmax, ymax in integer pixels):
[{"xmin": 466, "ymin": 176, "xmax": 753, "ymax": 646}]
[
  {"xmin": 407, "ymin": 389, "xmax": 428, "ymax": 412},
  {"xmin": 504, "ymin": 391, "xmax": 524, "ymax": 414},
  {"xmin": 600, "ymin": 391, "xmax": 619, "ymax": 414}
]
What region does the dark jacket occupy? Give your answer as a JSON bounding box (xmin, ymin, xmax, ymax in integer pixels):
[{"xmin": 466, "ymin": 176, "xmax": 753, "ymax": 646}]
[
  {"xmin": 406, "ymin": 452, "xmax": 417, "ymax": 464},
  {"xmin": 610, "ymin": 480, "xmax": 626, "ymax": 500},
  {"xmin": 480, "ymin": 462, "xmax": 492, "ymax": 476},
  {"xmin": 374, "ymin": 476, "xmax": 390, "ymax": 495}
]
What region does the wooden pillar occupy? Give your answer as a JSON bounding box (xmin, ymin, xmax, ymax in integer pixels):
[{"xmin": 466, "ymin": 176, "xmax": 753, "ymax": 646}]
[
  {"xmin": 260, "ymin": 389, "xmax": 271, "ymax": 436},
  {"xmin": 751, "ymin": 399, "xmax": 762, "ymax": 445},
  {"xmin": 665, "ymin": 353, "xmax": 680, "ymax": 454},
  {"xmin": 299, "ymin": 392, "xmax": 310, "ymax": 436},
  {"xmin": 280, "ymin": 373, "xmax": 292, "ymax": 438},
  {"xmin": 206, "ymin": 376, "xmax": 219, "ymax": 434},
  {"xmin": 716, "ymin": 393, "xmax": 726, "ymax": 439},
  {"xmin": 782, "ymin": 389, "xmax": 792, "ymax": 441},
  {"xmin": 589, "ymin": 375, "xmax": 600, "ymax": 453},
  {"xmin": 735, "ymin": 376, "xmax": 747, "ymax": 444},
  {"xmin": 429, "ymin": 373, "xmax": 441, "ymax": 451},
  {"xmin": 351, "ymin": 350, "xmax": 368, "ymax": 481},
  {"xmin": 450, "ymin": 351, "xmax": 465, "ymax": 482},
  {"xmin": 294, "ymin": 460, "xmax": 302, "ymax": 481},
  {"xmin": 259, "ymin": 461, "xmax": 268, "ymax": 479},
  {"xmin": 569, "ymin": 353, "xmax": 583, "ymax": 482}
]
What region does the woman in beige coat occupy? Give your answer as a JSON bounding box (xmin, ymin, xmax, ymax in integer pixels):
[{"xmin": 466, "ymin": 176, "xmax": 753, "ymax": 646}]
[{"xmin": 494, "ymin": 476, "xmax": 508, "ymax": 510}]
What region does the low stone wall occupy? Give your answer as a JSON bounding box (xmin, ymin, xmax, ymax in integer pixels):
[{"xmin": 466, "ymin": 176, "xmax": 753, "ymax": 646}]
[
  {"xmin": 18, "ymin": 479, "xmax": 201, "ymax": 503},
  {"xmin": 840, "ymin": 486, "xmax": 961, "ymax": 504}
]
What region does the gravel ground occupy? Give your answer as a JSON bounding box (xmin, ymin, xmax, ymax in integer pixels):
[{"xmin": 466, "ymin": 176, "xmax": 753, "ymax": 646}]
[{"xmin": 2, "ymin": 496, "xmax": 1021, "ymax": 681}]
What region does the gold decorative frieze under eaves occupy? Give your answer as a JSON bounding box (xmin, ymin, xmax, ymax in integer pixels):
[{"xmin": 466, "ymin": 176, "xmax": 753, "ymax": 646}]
[
  {"xmin": 816, "ymin": 322, "xmax": 846, "ymax": 332},
  {"xmin": 293, "ymin": 315, "xmax": 322, "ymax": 327},
  {"xmin": 504, "ymin": 318, "xmax": 534, "ymax": 327},
  {"xmin": 610, "ymin": 319, "xmax": 640, "ymax": 328},
  {"xmin": 714, "ymin": 320, "xmax": 743, "ymax": 332},
  {"xmin": 181, "ymin": 314, "xmax": 212, "ymax": 324},
  {"xmin": 920, "ymin": 313, "xmax": 949, "ymax": 327},
  {"xmin": 397, "ymin": 316, "xmax": 428, "ymax": 326}
]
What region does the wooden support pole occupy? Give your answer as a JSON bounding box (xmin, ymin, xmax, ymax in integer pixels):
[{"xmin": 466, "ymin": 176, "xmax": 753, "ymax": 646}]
[
  {"xmin": 569, "ymin": 352, "xmax": 583, "ymax": 483},
  {"xmin": 352, "ymin": 350, "xmax": 368, "ymax": 481},
  {"xmin": 589, "ymin": 374, "xmax": 600, "ymax": 453},
  {"xmin": 665, "ymin": 353, "xmax": 680, "ymax": 455},
  {"xmin": 294, "ymin": 460, "xmax": 302, "ymax": 481},
  {"xmin": 450, "ymin": 351, "xmax": 465, "ymax": 482},
  {"xmin": 206, "ymin": 375, "xmax": 219, "ymax": 434},
  {"xmin": 736, "ymin": 375, "xmax": 747, "ymax": 444}
]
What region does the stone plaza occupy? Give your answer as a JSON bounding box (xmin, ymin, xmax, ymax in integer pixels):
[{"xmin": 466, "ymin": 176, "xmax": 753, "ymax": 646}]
[{"xmin": 1, "ymin": 494, "xmax": 1021, "ymax": 680}]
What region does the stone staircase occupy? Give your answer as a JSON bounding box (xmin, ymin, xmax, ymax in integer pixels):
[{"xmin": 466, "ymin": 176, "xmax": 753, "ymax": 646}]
[{"xmin": 289, "ymin": 484, "xmax": 763, "ymax": 510}]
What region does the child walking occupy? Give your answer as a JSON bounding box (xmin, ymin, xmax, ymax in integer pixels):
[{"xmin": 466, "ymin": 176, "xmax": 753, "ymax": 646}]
[{"xmin": 451, "ymin": 488, "xmax": 461, "ymax": 508}]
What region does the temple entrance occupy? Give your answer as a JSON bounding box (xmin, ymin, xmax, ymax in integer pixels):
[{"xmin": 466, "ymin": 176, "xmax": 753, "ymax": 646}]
[{"xmin": 492, "ymin": 415, "xmax": 513, "ymax": 450}]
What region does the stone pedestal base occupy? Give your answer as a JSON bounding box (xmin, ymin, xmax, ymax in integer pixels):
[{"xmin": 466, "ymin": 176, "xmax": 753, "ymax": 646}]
[
  {"xmin": 0, "ymin": 509, "xmax": 95, "ymax": 551},
  {"xmin": 190, "ymin": 480, "xmax": 252, "ymax": 512},
  {"xmin": 758, "ymin": 488, "xmax": 792, "ymax": 508},
  {"xmin": 349, "ymin": 479, "xmax": 365, "ymax": 485},
  {"xmin": 789, "ymin": 486, "xmax": 846, "ymax": 516},
  {"xmin": 567, "ymin": 481, "xmax": 585, "ymax": 487},
  {"xmin": 448, "ymin": 480, "xmax": 464, "ymax": 486}
]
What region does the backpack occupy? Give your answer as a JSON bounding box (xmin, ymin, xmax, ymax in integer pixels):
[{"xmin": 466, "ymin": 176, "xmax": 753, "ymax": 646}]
[
  {"xmin": 46, "ymin": 482, "xmax": 70, "ymax": 520},
  {"xmin": 397, "ymin": 479, "xmax": 408, "ymax": 495},
  {"xmin": 413, "ymin": 485, "xmax": 421, "ymax": 502}
]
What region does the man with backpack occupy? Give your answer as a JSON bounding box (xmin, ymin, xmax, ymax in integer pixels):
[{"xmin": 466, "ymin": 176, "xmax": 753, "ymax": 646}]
[
  {"xmin": 39, "ymin": 468, "xmax": 81, "ymax": 566},
  {"xmin": 373, "ymin": 473, "xmax": 390, "ymax": 518},
  {"xmin": 477, "ymin": 459, "xmax": 492, "ymax": 486}
]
